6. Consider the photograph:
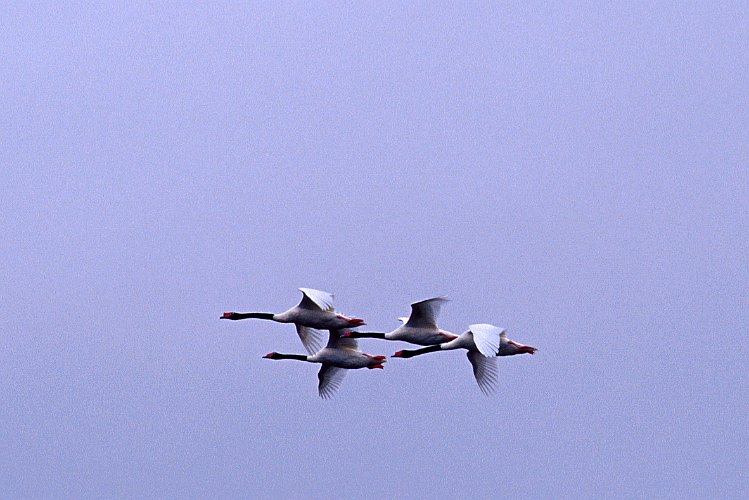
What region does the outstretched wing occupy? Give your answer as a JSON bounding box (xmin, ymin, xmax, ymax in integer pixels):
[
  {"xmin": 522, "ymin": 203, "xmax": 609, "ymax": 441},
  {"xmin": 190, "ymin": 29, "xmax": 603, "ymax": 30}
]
[
  {"xmin": 467, "ymin": 351, "xmax": 499, "ymax": 396},
  {"xmin": 298, "ymin": 288, "xmax": 336, "ymax": 312},
  {"xmin": 295, "ymin": 324, "xmax": 324, "ymax": 354},
  {"xmin": 404, "ymin": 296, "xmax": 449, "ymax": 329},
  {"xmin": 469, "ymin": 323, "xmax": 502, "ymax": 357},
  {"xmin": 318, "ymin": 364, "xmax": 347, "ymax": 399},
  {"xmin": 326, "ymin": 329, "xmax": 359, "ymax": 350}
]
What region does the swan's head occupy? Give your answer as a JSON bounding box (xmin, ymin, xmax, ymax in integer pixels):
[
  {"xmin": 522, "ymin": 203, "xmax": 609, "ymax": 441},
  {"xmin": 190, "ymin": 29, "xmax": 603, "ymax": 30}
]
[
  {"xmin": 221, "ymin": 312, "xmax": 238, "ymax": 320},
  {"xmin": 263, "ymin": 352, "xmax": 282, "ymax": 359},
  {"xmin": 392, "ymin": 350, "xmax": 414, "ymax": 359}
]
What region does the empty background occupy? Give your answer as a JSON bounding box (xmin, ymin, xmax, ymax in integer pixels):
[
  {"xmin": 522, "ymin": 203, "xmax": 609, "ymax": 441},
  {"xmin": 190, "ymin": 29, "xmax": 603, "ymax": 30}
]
[{"xmin": 1, "ymin": 2, "xmax": 747, "ymax": 497}]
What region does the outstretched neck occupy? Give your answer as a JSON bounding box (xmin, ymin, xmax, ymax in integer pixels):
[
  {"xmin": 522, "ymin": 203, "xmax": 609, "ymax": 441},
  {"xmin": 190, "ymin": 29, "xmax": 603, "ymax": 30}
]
[
  {"xmin": 264, "ymin": 353, "xmax": 309, "ymax": 361},
  {"xmin": 345, "ymin": 331, "xmax": 386, "ymax": 340},
  {"xmin": 221, "ymin": 312, "xmax": 275, "ymax": 321},
  {"xmin": 393, "ymin": 344, "xmax": 442, "ymax": 359}
]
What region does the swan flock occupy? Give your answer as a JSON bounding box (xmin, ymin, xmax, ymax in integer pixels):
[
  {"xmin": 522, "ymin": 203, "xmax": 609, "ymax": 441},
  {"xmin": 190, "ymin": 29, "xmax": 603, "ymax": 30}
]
[{"xmin": 221, "ymin": 288, "xmax": 536, "ymax": 398}]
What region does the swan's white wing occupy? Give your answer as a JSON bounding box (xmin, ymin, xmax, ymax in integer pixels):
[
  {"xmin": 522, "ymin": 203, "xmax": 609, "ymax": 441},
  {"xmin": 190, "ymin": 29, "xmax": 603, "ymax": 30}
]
[
  {"xmin": 295, "ymin": 324, "xmax": 324, "ymax": 354},
  {"xmin": 469, "ymin": 323, "xmax": 502, "ymax": 357},
  {"xmin": 467, "ymin": 351, "xmax": 498, "ymax": 396},
  {"xmin": 318, "ymin": 364, "xmax": 347, "ymax": 399},
  {"xmin": 298, "ymin": 288, "xmax": 335, "ymax": 312},
  {"xmin": 397, "ymin": 317, "xmax": 410, "ymax": 324},
  {"xmin": 405, "ymin": 296, "xmax": 449, "ymax": 329},
  {"xmin": 326, "ymin": 329, "xmax": 358, "ymax": 351}
]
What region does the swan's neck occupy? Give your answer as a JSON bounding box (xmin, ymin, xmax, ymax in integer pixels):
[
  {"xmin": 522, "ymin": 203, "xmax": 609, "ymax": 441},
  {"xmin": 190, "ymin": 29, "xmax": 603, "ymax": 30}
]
[
  {"xmin": 394, "ymin": 344, "xmax": 442, "ymax": 358},
  {"xmin": 267, "ymin": 353, "xmax": 309, "ymax": 361},
  {"xmin": 345, "ymin": 331, "xmax": 386, "ymax": 340},
  {"xmin": 222, "ymin": 312, "xmax": 275, "ymax": 321}
]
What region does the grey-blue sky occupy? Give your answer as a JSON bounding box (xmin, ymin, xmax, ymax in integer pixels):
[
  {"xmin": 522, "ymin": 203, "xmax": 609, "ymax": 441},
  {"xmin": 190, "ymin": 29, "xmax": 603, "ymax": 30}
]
[{"xmin": 1, "ymin": 2, "xmax": 747, "ymax": 497}]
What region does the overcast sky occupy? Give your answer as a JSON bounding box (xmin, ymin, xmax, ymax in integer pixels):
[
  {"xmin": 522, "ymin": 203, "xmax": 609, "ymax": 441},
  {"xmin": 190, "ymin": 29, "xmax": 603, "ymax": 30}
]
[{"xmin": 1, "ymin": 2, "xmax": 747, "ymax": 498}]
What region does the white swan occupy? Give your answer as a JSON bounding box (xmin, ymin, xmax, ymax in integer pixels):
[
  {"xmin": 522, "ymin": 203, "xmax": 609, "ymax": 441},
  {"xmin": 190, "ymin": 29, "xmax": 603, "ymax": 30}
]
[
  {"xmin": 392, "ymin": 324, "xmax": 536, "ymax": 395},
  {"xmin": 221, "ymin": 288, "xmax": 365, "ymax": 354},
  {"xmin": 344, "ymin": 296, "xmax": 457, "ymax": 345},
  {"xmin": 263, "ymin": 329, "xmax": 386, "ymax": 399}
]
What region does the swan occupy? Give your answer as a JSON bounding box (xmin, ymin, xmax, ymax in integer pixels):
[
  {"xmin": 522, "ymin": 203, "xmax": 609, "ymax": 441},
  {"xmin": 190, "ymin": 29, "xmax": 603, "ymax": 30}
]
[
  {"xmin": 344, "ymin": 296, "xmax": 457, "ymax": 345},
  {"xmin": 221, "ymin": 288, "xmax": 365, "ymax": 355},
  {"xmin": 263, "ymin": 329, "xmax": 386, "ymax": 399},
  {"xmin": 392, "ymin": 324, "xmax": 536, "ymax": 395}
]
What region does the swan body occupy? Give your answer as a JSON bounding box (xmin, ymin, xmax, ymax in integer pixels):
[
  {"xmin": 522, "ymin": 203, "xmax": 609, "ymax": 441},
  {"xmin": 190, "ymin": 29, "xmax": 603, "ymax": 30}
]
[
  {"xmin": 263, "ymin": 329, "xmax": 386, "ymax": 398},
  {"xmin": 222, "ymin": 288, "xmax": 365, "ymax": 354},
  {"xmin": 438, "ymin": 323, "xmax": 501, "ymax": 355},
  {"xmin": 345, "ymin": 296, "xmax": 457, "ymax": 346},
  {"xmin": 393, "ymin": 324, "xmax": 535, "ymax": 395}
]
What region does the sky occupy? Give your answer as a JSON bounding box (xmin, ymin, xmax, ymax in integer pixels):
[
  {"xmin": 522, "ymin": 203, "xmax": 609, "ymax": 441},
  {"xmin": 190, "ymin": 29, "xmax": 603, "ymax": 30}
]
[{"xmin": 1, "ymin": 2, "xmax": 747, "ymax": 498}]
